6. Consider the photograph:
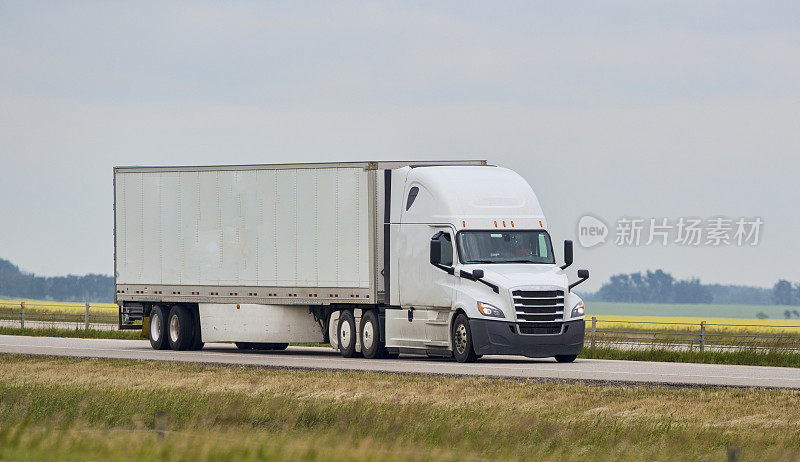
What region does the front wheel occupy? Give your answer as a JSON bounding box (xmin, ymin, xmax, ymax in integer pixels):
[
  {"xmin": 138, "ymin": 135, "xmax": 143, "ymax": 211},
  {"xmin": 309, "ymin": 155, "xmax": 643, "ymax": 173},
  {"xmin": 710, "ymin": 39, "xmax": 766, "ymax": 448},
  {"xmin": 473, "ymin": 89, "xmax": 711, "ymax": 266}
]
[
  {"xmin": 451, "ymin": 314, "xmax": 477, "ymax": 363},
  {"xmin": 554, "ymin": 354, "xmax": 578, "ymax": 363}
]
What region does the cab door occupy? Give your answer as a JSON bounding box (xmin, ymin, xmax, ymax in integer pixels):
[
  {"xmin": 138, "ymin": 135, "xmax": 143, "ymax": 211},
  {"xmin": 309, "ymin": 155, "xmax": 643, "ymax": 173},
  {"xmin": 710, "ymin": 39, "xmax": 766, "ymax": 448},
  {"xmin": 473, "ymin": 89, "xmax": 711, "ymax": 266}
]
[{"xmin": 396, "ymin": 224, "xmax": 456, "ymax": 347}]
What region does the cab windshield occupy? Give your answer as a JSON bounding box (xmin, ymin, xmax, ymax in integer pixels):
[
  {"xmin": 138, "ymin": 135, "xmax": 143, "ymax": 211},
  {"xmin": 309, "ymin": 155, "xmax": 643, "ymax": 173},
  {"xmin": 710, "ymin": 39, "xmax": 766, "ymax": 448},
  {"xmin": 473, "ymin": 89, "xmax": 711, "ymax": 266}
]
[{"xmin": 457, "ymin": 230, "xmax": 555, "ymax": 264}]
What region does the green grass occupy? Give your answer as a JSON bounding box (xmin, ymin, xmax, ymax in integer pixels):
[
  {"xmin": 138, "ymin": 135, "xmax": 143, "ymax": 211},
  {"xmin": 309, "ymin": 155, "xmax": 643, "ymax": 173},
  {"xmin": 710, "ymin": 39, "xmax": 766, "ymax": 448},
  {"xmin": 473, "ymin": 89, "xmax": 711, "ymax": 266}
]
[
  {"xmin": 0, "ymin": 326, "xmax": 140, "ymax": 340},
  {"xmin": 580, "ymin": 346, "xmax": 800, "ymax": 368},
  {"xmin": 2, "ymin": 354, "xmax": 800, "ymax": 461}
]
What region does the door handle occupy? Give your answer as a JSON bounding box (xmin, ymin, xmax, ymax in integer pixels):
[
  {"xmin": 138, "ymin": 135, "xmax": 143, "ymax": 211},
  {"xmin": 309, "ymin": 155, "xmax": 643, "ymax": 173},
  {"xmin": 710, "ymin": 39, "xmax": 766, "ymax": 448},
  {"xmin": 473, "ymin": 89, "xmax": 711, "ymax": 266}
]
[{"xmin": 408, "ymin": 307, "xmax": 414, "ymax": 322}]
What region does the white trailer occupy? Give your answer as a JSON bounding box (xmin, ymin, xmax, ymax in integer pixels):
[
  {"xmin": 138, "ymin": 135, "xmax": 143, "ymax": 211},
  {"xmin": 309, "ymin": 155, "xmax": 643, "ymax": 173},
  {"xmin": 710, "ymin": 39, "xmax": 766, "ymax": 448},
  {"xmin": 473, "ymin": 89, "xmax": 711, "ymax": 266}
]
[{"xmin": 114, "ymin": 161, "xmax": 589, "ymax": 362}]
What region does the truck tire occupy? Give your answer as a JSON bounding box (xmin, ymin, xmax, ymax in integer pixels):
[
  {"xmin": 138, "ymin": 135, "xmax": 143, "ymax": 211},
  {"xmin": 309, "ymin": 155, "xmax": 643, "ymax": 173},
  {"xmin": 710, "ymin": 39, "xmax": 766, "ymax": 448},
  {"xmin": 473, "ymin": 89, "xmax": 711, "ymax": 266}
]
[
  {"xmin": 360, "ymin": 310, "xmax": 387, "ymax": 359},
  {"xmin": 149, "ymin": 305, "xmax": 170, "ymax": 350},
  {"xmin": 338, "ymin": 309, "xmax": 357, "ymax": 358},
  {"xmin": 451, "ymin": 313, "xmax": 477, "ymax": 363},
  {"xmin": 554, "ymin": 354, "xmax": 577, "ymax": 363},
  {"xmin": 167, "ymin": 305, "xmax": 194, "ymax": 351}
]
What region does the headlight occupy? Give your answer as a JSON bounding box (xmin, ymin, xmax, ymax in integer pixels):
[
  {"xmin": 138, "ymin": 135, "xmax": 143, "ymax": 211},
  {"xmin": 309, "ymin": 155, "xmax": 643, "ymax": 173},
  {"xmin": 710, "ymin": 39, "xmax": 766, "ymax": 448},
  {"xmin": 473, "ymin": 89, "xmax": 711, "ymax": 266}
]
[
  {"xmin": 477, "ymin": 302, "xmax": 505, "ymax": 318},
  {"xmin": 571, "ymin": 301, "xmax": 585, "ymax": 318}
]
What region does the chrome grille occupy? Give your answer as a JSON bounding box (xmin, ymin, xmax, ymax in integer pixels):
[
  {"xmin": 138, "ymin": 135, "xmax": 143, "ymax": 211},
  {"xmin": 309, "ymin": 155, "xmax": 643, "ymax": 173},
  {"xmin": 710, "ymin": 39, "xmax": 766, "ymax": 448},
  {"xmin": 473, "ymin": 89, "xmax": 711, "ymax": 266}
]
[{"xmin": 513, "ymin": 288, "xmax": 564, "ymax": 333}]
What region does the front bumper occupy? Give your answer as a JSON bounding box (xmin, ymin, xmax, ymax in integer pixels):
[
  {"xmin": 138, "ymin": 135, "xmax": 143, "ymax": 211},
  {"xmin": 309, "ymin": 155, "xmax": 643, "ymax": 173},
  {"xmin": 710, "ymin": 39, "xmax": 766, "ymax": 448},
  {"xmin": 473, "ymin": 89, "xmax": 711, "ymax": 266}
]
[{"xmin": 469, "ymin": 318, "xmax": 585, "ymax": 358}]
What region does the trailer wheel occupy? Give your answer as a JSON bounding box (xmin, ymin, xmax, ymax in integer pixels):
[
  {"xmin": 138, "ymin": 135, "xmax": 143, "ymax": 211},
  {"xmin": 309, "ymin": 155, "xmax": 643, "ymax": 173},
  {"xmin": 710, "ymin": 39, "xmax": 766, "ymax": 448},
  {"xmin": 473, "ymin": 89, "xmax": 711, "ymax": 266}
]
[
  {"xmin": 554, "ymin": 354, "xmax": 577, "ymax": 363},
  {"xmin": 338, "ymin": 310, "xmax": 357, "ymax": 358},
  {"xmin": 451, "ymin": 313, "xmax": 477, "ymax": 363},
  {"xmin": 167, "ymin": 305, "xmax": 194, "ymax": 351},
  {"xmin": 149, "ymin": 305, "xmax": 170, "ymax": 350},
  {"xmin": 360, "ymin": 310, "xmax": 387, "ymax": 359}
]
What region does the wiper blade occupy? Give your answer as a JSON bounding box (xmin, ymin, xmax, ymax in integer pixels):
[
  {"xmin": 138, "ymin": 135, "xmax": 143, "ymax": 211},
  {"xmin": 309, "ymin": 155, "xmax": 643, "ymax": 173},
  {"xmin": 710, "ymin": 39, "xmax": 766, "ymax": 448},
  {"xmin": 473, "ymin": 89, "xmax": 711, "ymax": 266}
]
[
  {"xmin": 465, "ymin": 259, "xmax": 495, "ymax": 263},
  {"xmin": 502, "ymin": 259, "xmax": 537, "ymax": 263}
]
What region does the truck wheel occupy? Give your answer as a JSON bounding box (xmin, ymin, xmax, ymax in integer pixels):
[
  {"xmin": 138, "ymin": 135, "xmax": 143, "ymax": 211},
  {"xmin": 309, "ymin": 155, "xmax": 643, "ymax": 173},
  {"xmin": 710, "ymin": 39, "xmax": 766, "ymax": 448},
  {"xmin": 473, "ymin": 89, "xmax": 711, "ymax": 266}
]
[
  {"xmin": 451, "ymin": 313, "xmax": 477, "ymax": 363},
  {"xmin": 360, "ymin": 310, "xmax": 387, "ymax": 359},
  {"xmin": 167, "ymin": 305, "xmax": 194, "ymax": 351},
  {"xmin": 338, "ymin": 310, "xmax": 357, "ymax": 358},
  {"xmin": 270, "ymin": 343, "xmax": 289, "ymax": 351},
  {"xmin": 149, "ymin": 305, "xmax": 170, "ymax": 350},
  {"xmin": 554, "ymin": 354, "xmax": 578, "ymax": 363}
]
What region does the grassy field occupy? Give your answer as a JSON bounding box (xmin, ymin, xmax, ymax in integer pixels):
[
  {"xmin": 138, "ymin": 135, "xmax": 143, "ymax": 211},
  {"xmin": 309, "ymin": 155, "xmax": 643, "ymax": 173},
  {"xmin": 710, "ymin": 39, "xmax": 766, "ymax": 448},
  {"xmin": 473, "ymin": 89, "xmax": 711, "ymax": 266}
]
[
  {"xmin": 2, "ymin": 354, "xmax": 800, "ymax": 461},
  {"xmin": 0, "ymin": 326, "xmax": 140, "ymax": 339}
]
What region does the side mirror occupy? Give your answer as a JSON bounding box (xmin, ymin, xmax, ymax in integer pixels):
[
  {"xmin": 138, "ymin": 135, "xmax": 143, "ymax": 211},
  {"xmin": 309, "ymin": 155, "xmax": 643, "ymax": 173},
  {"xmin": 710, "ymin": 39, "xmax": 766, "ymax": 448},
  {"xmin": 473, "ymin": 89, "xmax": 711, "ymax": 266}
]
[
  {"xmin": 560, "ymin": 240, "xmax": 573, "ymax": 270},
  {"xmin": 430, "ymin": 239, "xmax": 441, "ymax": 265},
  {"xmin": 472, "ymin": 269, "xmax": 484, "ymax": 279},
  {"xmin": 569, "ymin": 269, "xmax": 590, "ymax": 290}
]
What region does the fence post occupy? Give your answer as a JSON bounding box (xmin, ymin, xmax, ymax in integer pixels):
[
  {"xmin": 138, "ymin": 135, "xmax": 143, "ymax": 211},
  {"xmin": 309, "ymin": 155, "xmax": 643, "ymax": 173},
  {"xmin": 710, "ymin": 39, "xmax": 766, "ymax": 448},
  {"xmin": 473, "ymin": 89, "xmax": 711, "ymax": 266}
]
[
  {"xmin": 20, "ymin": 301, "xmax": 25, "ymax": 329},
  {"xmin": 85, "ymin": 303, "xmax": 90, "ymax": 330},
  {"xmin": 590, "ymin": 316, "xmax": 597, "ymax": 349},
  {"xmin": 700, "ymin": 321, "xmax": 706, "ymax": 353}
]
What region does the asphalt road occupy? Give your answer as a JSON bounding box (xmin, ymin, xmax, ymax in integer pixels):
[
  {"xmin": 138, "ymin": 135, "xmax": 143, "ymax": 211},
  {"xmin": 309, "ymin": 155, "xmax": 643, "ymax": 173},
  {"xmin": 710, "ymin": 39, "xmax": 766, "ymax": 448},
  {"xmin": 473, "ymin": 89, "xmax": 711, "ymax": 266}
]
[{"xmin": 1, "ymin": 335, "xmax": 798, "ymax": 389}]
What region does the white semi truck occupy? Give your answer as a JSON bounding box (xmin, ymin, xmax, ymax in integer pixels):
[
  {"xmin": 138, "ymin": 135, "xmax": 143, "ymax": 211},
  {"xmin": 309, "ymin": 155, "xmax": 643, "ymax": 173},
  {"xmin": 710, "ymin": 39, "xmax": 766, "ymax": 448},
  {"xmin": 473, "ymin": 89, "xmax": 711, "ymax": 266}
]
[{"xmin": 114, "ymin": 161, "xmax": 589, "ymax": 362}]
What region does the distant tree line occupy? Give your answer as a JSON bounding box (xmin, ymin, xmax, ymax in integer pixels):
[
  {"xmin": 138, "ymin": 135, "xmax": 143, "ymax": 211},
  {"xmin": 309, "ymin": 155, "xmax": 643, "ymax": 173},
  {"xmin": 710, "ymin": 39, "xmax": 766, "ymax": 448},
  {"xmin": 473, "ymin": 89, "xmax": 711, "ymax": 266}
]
[
  {"xmin": 0, "ymin": 258, "xmax": 113, "ymax": 302},
  {"xmin": 773, "ymin": 280, "xmax": 800, "ymax": 306},
  {"xmin": 586, "ymin": 270, "xmax": 798, "ymax": 306}
]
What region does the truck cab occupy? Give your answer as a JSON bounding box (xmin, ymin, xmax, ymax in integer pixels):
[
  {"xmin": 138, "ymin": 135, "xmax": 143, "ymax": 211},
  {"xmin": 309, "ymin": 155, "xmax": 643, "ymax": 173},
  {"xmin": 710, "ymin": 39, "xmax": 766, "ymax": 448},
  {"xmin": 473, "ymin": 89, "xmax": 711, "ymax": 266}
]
[{"xmin": 384, "ymin": 165, "xmax": 587, "ymax": 362}]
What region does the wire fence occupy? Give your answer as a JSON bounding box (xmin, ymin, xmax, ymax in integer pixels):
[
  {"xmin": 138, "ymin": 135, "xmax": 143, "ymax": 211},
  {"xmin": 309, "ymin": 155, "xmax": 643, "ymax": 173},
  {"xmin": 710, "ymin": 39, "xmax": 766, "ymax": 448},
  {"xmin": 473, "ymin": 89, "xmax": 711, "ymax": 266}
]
[
  {"xmin": 585, "ymin": 316, "xmax": 800, "ymax": 352},
  {"xmin": 0, "ymin": 301, "xmax": 120, "ymax": 330}
]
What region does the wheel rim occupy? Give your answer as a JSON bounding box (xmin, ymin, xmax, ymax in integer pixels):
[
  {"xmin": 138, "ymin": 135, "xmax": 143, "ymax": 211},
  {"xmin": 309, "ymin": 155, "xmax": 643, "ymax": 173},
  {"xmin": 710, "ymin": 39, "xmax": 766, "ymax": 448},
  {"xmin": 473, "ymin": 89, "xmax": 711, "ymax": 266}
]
[
  {"xmin": 362, "ymin": 319, "xmax": 374, "ymax": 350},
  {"xmin": 169, "ymin": 313, "xmax": 180, "ymax": 344},
  {"xmin": 340, "ymin": 318, "xmax": 352, "ymax": 347},
  {"xmin": 151, "ymin": 312, "xmax": 161, "ymax": 342},
  {"xmin": 455, "ymin": 322, "xmax": 468, "ymax": 355}
]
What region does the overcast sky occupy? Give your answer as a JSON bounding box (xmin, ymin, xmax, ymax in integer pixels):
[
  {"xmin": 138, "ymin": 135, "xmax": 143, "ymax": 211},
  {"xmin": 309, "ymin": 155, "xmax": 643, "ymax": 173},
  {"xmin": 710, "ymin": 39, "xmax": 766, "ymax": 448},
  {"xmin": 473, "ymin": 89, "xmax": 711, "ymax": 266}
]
[{"xmin": 1, "ymin": 1, "xmax": 798, "ymax": 291}]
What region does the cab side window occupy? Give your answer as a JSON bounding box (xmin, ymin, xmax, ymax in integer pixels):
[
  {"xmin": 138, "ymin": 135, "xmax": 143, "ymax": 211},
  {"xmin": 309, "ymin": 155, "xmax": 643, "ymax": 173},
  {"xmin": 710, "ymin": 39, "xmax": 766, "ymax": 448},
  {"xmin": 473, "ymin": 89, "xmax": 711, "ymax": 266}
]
[{"xmin": 433, "ymin": 232, "xmax": 453, "ymax": 266}]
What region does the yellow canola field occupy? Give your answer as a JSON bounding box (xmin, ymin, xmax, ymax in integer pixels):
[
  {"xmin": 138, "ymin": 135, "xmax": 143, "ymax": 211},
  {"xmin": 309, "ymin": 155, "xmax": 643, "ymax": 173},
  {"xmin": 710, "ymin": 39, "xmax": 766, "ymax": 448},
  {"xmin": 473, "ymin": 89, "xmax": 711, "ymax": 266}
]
[
  {"xmin": 0, "ymin": 299, "xmax": 118, "ymax": 314},
  {"xmin": 589, "ymin": 315, "xmax": 800, "ymax": 333}
]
